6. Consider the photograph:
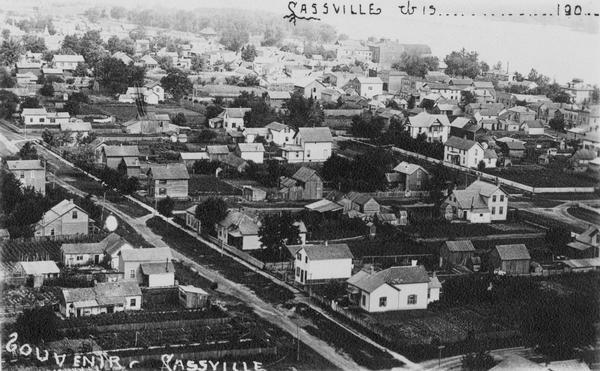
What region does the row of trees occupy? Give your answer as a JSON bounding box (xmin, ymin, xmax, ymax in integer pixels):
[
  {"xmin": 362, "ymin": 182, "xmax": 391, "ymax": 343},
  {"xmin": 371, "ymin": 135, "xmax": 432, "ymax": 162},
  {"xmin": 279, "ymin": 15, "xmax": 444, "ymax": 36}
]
[{"xmin": 321, "ymin": 149, "xmax": 396, "ymax": 192}]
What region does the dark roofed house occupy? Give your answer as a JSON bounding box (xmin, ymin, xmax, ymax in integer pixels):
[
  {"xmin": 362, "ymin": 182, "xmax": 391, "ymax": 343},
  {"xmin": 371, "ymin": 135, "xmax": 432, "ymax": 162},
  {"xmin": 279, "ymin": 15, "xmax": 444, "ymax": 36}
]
[
  {"xmin": 440, "ymin": 240, "xmax": 476, "ymax": 268},
  {"xmin": 567, "ymin": 226, "xmax": 599, "ymax": 259},
  {"xmin": 60, "ymin": 281, "xmax": 142, "ymax": 318},
  {"xmin": 147, "ymin": 163, "xmax": 190, "ymax": 199},
  {"xmin": 341, "ymin": 192, "xmax": 381, "ymax": 216},
  {"xmin": 392, "ymin": 161, "xmax": 430, "ymax": 191},
  {"xmin": 217, "ymin": 211, "xmax": 261, "ymax": 250},
  {"xmin": 279, "ymin": 166, "xmax": 323, "ymax": 200},
  {"xmin": 489, "ymin": 244, "xmax": 531, "ymax": 275}
]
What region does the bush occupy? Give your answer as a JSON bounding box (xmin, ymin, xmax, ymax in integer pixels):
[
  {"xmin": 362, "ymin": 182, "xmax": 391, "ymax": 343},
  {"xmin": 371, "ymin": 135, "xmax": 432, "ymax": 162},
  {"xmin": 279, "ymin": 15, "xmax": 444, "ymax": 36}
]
[{"xmin": 157, "ymin": 196, "xmax": 174, "ymax": 217}]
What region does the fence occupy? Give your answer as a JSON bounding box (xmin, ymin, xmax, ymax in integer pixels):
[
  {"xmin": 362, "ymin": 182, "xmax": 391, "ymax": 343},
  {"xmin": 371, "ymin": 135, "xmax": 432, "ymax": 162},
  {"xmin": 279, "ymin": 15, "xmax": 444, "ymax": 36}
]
[
  {"xmin": 365, "ymin": 190, "xmax": 430, "ymax": 199},
  {"xmin": 60, "ymin": 316, "xmax": 231, "ymax": 334},
  {"xmin": 6, "ymin": 232, "xmax": 108, "ymax": 245},
  {"xmin": 204, "ymin": 235, "xmax": 265, "ymax": 270},
  {"xmin": 114, "ymin": 345, "xmax": 278, "ymax": 365}
]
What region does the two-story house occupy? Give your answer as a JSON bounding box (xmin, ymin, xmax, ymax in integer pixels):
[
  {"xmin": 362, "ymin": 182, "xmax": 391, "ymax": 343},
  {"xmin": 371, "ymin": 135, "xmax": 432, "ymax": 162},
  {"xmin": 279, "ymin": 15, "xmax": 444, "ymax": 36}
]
[
  {"xmin": 235, "ymin": 143, "xmax": 265, "ymax": 164},
  {"xmin": 147, "ymin": 163, "xmax": 190, "ymax": 199},
  {"xmin": 443, "ymin": 180, "xmax": 508, "ymax": 223},
  {"xmin": 35, "ymin": 199, "xmax": 89, "ymax": 237},
  {"xmin": 6, "ymin": 159, "xmax": 46, "ymax": 195},
  {"xmin": 119, "ymin": 247, "xmax": 175, "ymax": 287},
  {"xmin": 344, "ymin": 77, "xmax": 384, "ymax": 99},
  {"xmin": 347, "ymin": 265, "xmax": 441, "ymax": 312},
  {"xmin": 266, "ymin": 122, "xmax": 296, "ymax": 147},
  {"xmin": 291, "ymin": 243, "xmax": 354, "ymax": 285},
  {"xmin": 293, "ymin": 127, "xmax": 333, "ymax": 163},
  {"xmin": 216, "ymin": 108, "xmax": 252, "ymax": 132},
  {"xmin": 278, "ymin": 166, "xmax": 324, "ymax": 200},
  {"xmin": 97, "ymin": 145, "xmax": 141, "ymax": 170},
  {"xmin": 444, "ymin": 136, "xmax": 485, "ymax": 168},
  {"xmin": 503, "ymin": 106, "xmax": 536, "ymax": 124},
  {"xmin": 407, "ymin": 112, "xmax": 450, "ymax": 143},
  {"xmin": 52, "ymin": 54, "xmax": 85, "ymax": 71},
  {"xmin": 391, "ymin": 161, "xmax": 430, "ymax": 191},
  {"xmin": 294, "ymin": 79, "xmax": 326, "ymax": 100}
]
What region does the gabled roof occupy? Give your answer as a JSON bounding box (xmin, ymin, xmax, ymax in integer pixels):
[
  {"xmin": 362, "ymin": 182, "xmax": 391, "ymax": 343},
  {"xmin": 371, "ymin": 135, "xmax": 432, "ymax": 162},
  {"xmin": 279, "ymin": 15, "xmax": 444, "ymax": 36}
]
[
  {"xmin": 473, "ymin": 81, "xmax": 495, "ymax": 89},
  {"xmin": 39, "ymin": 200, "xmax": 86, "ymax": 227},
  {"xmin": 120, "ymin": 247, "xmax": 172, "ymax": 262},
  {"xmin": 63, "ymin": 281, "xmax": 142, "ymax": 305},
  {"xmin": 266, "ymin": 121, "xmax": 292, "ymax": 132},
  {"xmin": 522, "ymin": 119, "xmax": 544, "ymax": 129},
  {"xmin": 224, "ymin": 107, "xmax": 251, "ymax": 118},
  {"xmin": 218, "ymin": 211, "xmax": 259, "ymax": 235},
  {"xmin": 356, "ymin": 76, "xmax": 383, "ymax": 84},
  {"xmin": 348, "ymin": 265, "xmax": 431, "ymax": 293},
  {"xmin": 393, "ymin": 161, "xmax": 428, "ymax": 175},
  {"xmin": 494, "ymin": 244, "xmax": 531, "ymax": 261},
  {"xmin": 299, "ymin": 243, "xmax": 353, "ymax": 261},
  {"xmin": 180, "ymin": 152, "xmax": 209, "ymax": 161},
  {"xmin": 53, "ymin": 54, "xmax": 84, "ymax": 63},
  {"xmin": 445, "ymin": 240, "xmax": 475, "ymax": 252},
  {"xmin": 465, "ymin": 180, "xmax": 505, "ymax": 198},
  {"xmin": 408, "ymin": 112, "xmax": 450, "ymax": 128},
  {"xmin": 148, "ymin": 163, "xmax": 190, "ymax": 180},
  {"xmin": 103, "ymin": 145, "xmax": 140, "ymax": 157},
  {"xmin": 237, "ymin": 143, "xmax": 265, "ymax": 152},
  {"xmin": 451, "ymin": 117, "xmax": 473, "ymax": 128},
  {"xmin": 296, "ymin": 127, "xmax": 333, "ymax": 143},
  {"xmin": 22, "ymin": 108, "xmax": 47, "ymax": 115},
  {"xmin": 206, "ymin": 145, "xmax": 230, "ymax": 154},
  {"xmin": 444, "ymin": 136, "xmax": 480, "ymax": 151},
  {"xmin": 345, "ymin": 191, "xmax": 376, "ymax": 206},
  {"xmin": 16, "ymin": 260, "xmax": 60, "ymax": 275},
  {"xmin": 6, "ymin": 159, "xmax": 44, "ymax": 171},
  {"xmin": 267, "ymin": 91, "xmax": 291, "ymax": 100},
  {"xmin": 452, "ymin": 190, "xmax": 489, "ymax": 211},
  {"xmin": 576, "ymin": 226, "xmax": 599, "ymax": 245},
  {"xmin": 62, "ymin": 232, "xmax": 130, "ymax": 256},
  {"xmin": 304, "ymin": 199, "xmax": 343, "ymax": 213},
  {"xmin": 292, "ymin": 167, "xmax": 320, "ymax": 183},
  {"xmin": 140, "ymin": 262, "xmax": 175, "ymax": 275}
]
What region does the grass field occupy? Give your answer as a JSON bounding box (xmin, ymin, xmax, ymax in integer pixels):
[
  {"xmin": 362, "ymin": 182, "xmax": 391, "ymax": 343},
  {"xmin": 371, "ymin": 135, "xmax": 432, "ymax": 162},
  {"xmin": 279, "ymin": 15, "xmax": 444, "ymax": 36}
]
[
  {"xmin": 567, "ymin": 206, "xmax": 600, "ymax": 225},
  {"xmin": 484, "ymin": 167, "xmax": 598, "ymax": 188},
  {"xmin": 189, "ymin": 174, "xmax": 242, "ymax": 195},
  {"xmin": 402, "ymin": 221, "xmax": 539, "ymax": 239}
]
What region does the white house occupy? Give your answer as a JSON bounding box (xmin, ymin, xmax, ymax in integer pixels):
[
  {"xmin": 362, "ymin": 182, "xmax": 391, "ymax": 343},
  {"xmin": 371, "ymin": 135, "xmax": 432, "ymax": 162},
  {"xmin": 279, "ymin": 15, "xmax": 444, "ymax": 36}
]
[
  {"xmin": 444, "ymin": 180, "xmax": 508, "ymax": 223},
  {"xmin": 347, "ymin": 265, "xmax": 441, "ymax": 312},
  {"xmin": 521, "ymin": 119, "xmax": 545, "ymax": 135},
  {"xmin": 266, "ymin": 121, "xmax": 296, "ymax": 146},
  {"xmin": 291, "ymin": 243, "xmax": 354, "ymax": 284},
  {"xmin": 119, "ymin": 82, "xmax": 164, "ymax": 105},
  {"xmin": 52, "ymin": 54, "xmax": 85, "ymax": 70},
  {"xmin": 119, "ymin": 247, "xmax": 175, "ymax": 287},
  {"xmin": 216, "ymin": 211, "xmax": 261, "ymax": 251},
  {"xmin": 294, "ymin": 127, "xmax": 333, "ymax": 162},
  {"xmin": 21, "ymin": 108, "xmax": 48, "ymax": 125},
  {"xmin": 294, "ymin": 79, "xmax": 326, "ymax": 100},
  {"xmin": 35, "ymin": 200, "xmax": 89, "ymax": 237},
  {"xmin": 61, "ymin": 233, "xmax": 133, "ymax": 269},
  {"xmin": 444, "ymin": 136, "xmax": 485, "ymax": 168},
  {"xmin": 355, "ymin": 76, "xmax": 383, "ymax": 99},
  {"xmin": 60, "ymin": 281, "xmax": 142, "ymax": 318},
  {"xmin": 216, "ymin": 108, "xmax": 251, "ymax": 132},
  {"xmin": 407, "ymin": 112, "xmax": 450, "ymax": 143},
  {"xmin": 235, "ymin": 143, "xmax": 265, "ymax": 164}
]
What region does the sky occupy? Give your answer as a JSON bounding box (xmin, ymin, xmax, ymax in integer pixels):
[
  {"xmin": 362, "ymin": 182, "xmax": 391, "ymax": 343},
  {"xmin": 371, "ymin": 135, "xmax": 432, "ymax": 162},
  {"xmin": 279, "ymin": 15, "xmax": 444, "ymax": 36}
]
[{"xmin": 6, "ymin": 0, "xmax": 600, "ymax": 84}]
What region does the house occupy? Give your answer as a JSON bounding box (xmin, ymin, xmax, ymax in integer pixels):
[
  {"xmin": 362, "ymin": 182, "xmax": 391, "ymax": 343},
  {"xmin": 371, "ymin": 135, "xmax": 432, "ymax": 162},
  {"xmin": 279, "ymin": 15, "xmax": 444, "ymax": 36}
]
[
  {"xmin": 281, "ymin": 145, "xmax": 306, "ymax": 163},
  {"xmin": 294, "ymin": 127, "xmax": 333, "ymax": 162},
  {"xmin": 443, "ymin": 180, "xmax": 508, "ymax": 223},
  {"xmin": 392, "ymin": 161, "xmax": 430, "ymax": 191},
  {"xmin": 220, "ymin": 154, "xmax": 249, "ymax": 173},
  {"xmin": 243, "ymin": 127, "xmax": 269, "ymax": 144},
  {"xmin": 139, "ymin": 55, "xmax": 159, "ymax": 69},
  {"xmin": 407, "ymin": 112, "xmax": 450, "ymax": 143},
  {"xmin": 341, "ymin": 192, "xmax": 381, "ymax": 216},
  {"xmin": 14, "ymin": 261, "xmax": 60, "ymax": 287},
  {"xmin": 235, "ymin": 143, "xmax": 265, "ymax": 164},
  {"xmin": 185, "ymin": 205, "xmax": 202, "ymax": 233},
  {"xmin": 112, "ymin": 51, "xmax": 134, "ymax": 65},
  {"xmin": 345, "ymin": 77, "xmax": 383, "ymax": 99},
  {"xmin": 21, "ymin": 108, "xmax": 47, "ymax": 125},
  {"xmin": 279, "ymin": 167, "xmax": 323, "ymax": 201},
  {"xmin": 291, "ymin": 243, "xmax": 354, "ymax": 285},
  {"xmin": 119, "ymin": 247, "xmax": 174, "ymax": 287},
  {"xmin": 242, "ymin": 186, "xmax": 267, "ymax": 202},
  {"xmin": 500, "ymin": 140, "xmax": 526, "ymax": 159},
  {"xmin": 97, "ymin": 145, "xmax": 140, "ymax": 170},
  {"xmin": 52, "ymin": 54, "xmax": 84, "ymax": 70},
  {"xmin": 35, "ymin": 199, "xmax": 89, "ymax": 237},
  {"xmin": 147, "ymin": 163, "xmax": 190, "ymax": 199},
  {"xmin": 266, "ymin": 122, "xmax": 296, "ymax": 146},
  {"xmin": 211, "ymin": 108, "xmax": 251, "ymax": 131},
  {"xmin": 60, "ymin": 281, "xmax": 142, "ymax": 318},
  {"xmin": 216, "ymin": 211, "xmax": 261, "ymax": 251},
  {"xmin": 206, "ymin": 145, "xmax": 230, "ymax": 161},
  {"xmin": 489, "ymin": 244, "xmax": 531, "ymax": 275},
  {"xmin": 294, "ymin": 79, "xmax": 326, "ymax": 100},
  {"xmin": 503, "ymin": 106, "xmax": 536, "ymax": 124},
  {"xmin": 180, "ymin": 152, "xmax": 209, "ymax": 168},
  {"xmin": 347, "ymin": 265, "xmax": 441, "ymax": 312},
  {"xmin": 6, "ymin": 159, "xmax": 46, "ymax": 195},
  {"xmin": 567, "ymin": 226, "xmax": 599, "ymax": 259},
  {"xmin": 178, "ymin": 285, "xmax": 210, "ymax": 309},
  {"xmin": 439, "ymin": 240, "xmax": 476, "ymax": 268},
  {"xmin": 265, "ymin": 91, "xmax": 291, "ymax": 109},
  {"xmin": 520, "ymin": 119, "xmax": 545, "ymax": 135},
  {"xmin": 61, "ymin": 233, "xmax": 133, "ymax": 268},
  {"xmin": 120, "ymin": 83, "xmax": 164, "ymax": 104},
  {"xmin": 444, "ymin": 136, "xmax": 486, "ymax": 168}
]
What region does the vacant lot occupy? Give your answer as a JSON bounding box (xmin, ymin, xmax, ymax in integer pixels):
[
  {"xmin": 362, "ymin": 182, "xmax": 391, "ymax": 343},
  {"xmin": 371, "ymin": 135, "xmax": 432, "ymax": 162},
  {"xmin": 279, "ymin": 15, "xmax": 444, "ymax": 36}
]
[
  {"xmin": 403, "ymin": 221, "xmax": 539, "ymax": 239},
  {"xmin": 484, "ymin": 167, "xmax": 597, "ymax": 188}
]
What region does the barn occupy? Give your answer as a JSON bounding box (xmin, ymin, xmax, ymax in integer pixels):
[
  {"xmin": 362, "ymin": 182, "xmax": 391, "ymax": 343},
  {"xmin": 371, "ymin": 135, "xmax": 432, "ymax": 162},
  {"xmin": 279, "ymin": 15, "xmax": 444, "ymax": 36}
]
[{"xmin": 489, "ymin": 244, "xmax": 531, "ymax": 275}]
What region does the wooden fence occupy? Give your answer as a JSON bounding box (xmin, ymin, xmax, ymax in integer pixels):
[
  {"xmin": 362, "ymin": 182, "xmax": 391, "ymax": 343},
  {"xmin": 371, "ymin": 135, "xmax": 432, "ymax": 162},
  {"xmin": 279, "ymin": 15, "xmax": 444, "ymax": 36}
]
[
  {"xmin": 114, "ymin": 345, "xmax": 278, "ymax": 365},
  {"xmin": 60, "ymin": 316, "xmax": 231, "ymax": 334},
  {"xmin": 204, "ymin": 235, "xmax": 265, "ymax": 270},
  {"xmin": 6, "ymin": 232, "xmax": 108, "ymax": 244}
]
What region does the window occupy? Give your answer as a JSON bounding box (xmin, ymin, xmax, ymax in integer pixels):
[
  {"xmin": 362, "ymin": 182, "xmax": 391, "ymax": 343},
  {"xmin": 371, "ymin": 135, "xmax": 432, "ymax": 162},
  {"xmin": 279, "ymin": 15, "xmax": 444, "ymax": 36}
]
[
  {"xmin": 296, "ymin": 267, "xmax": 300, "ymax": 276},
  {"xmin": 130, "ymin": 270, "xmax": 135, "ymax": 278},
  {"xmin": 407, "ymin": 295, "xmax": 417, "ymax": 305},
  {"xmin": 159, "ymin": 188, "xmax": 167, "ymax": 195},
  {"xmin": 499, "ymin": 206, "xmax": 504, "ymax": 214},
  {"xmin": 492, "ymin": 207, "xmax": 496, "ymax": 215},
  {"xmin": 129, "ymin": 298, "xmax": 137, "ymax": 307},
  {"xmin": 72, "ymin": 211, "xmax": 78, "ymax": 219},
  {"xmin": 492, "ymin": 195, "xmax": 497, "ymax": 202},
  {"xmin": 306, "ymin": 150, "xmax": 311, "ymax": 158},
  {"xmin": 428, "ymin": 288, "xmax": 431, "ymax": 299},
  {"xmin": 379, "ymin": 297, "xmax": 387, "ymax": 307},
  {"xmin": 361, "ymin": 294, "xmax": 366, "ymax": 306},
  {"xmin": 40, "ymin": 118, "xmax": 45, "ymax": 123},
  {"xmin": 500, "ymin": 195, "xmax": 504, "ymax": 202},
  {"xmin": 30, "ymin": 118, "xmax": 33, "ymax": 123},
  {"xmin": 76, "ymin": 255, "xmax": 83, "ymax": 261},
  {"xmin": 50, "ymin": 228, "xmax": 55, "ymax": 236},
  {"xmin": 305, "ymin": 256, "xmax": 308, "ymax": 263},
  {"xmin": 20, "ymin": 172, "xmax": 24, "ymax": 179},
  {"xmin": 296, "ymin": 252, "xmax": 301, "ymax": 261}
]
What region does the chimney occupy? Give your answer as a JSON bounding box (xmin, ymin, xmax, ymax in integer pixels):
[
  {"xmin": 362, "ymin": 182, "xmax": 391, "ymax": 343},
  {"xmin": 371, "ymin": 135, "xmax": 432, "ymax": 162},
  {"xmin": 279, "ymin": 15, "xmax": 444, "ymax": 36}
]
[{"xmin": 411, "ymin": 259, "xmax": 418, "ymax": 267}]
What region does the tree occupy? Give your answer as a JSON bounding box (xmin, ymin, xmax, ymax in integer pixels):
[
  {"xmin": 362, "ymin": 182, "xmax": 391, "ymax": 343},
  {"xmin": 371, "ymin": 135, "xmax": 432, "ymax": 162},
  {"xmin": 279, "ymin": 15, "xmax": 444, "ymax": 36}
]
[
  {"xmin": 205, "ymin": 105, "xmax": 223, "ymax": 122},
  {"xmin": 19, "ymin": 142, "xmax": 38, "ymax": 159},
  {"xmin": 258, "ymin": 212, "xmax": 300, "ymax": 255},
  {"xmin": 220, "ymin": 23, "xmax": 249, "ymax": 51},
  {"xmin": 0, "ymin": 171, "xmax": 24, "ymax": 213},
  {"xmin": 549, "ymin": 116, "xmax": 565, "ymax": 132},
  {"xmin": 350, "ymin": 114, "xmax": 385, "ymax": 139},
  {"xmin": 242, "ymin": 75, "xmax": 260, "ymax": 87},
  {"xmin": 479, "ymin": 61, "xmax": 490, "ymax": 75},
  {"xmin": 95, "ymin": 57, "xmax": 145, "ymax": 95},
  {"xmin": 195, "ymin": 197, "xmax": 228, "ymax": 236},
  {"xmin": 192, "ymin": 159, "xmax": 220, "ymax": 175},
  {"xmin": 262, "ymin": 26, "xmax": 283, "ymax": 47},
  {"xmin": 462, "ymin": 351, "xmax": 496, "ymax": 371},
  {"xmin": 444, "ymin": 48, "xmax": 481, "ymax": 79},
  {"xmin": 191, "ymin": 55, "xmax": 206, "ymax": 72},
  {"xmin": 6, "ymin": 187, "xmax": 46, "ymax": 238},
  {"xmin": 21, "ymin": 96, "xmax": 40, "ymax": 109},
  {"xmin": 592, "ymin": 86, "xmax": 600, "ymax": 104},
  {"xmin": 477, "ymin": 160, "xmax": 486, "ymax": 171},
  {"xmin": 1, "ymin": 29, "xmax": 10, "ymax": 40},
  {"xmin": 283, "ymin": 92, "xmax": 324, "ymax": 129},
  {"xmin": 171, "ymin": 112, "xmax": 186, "ymax": 125},
  {"xmin": 460, "ymin": 90, "xmax": 477, "ymax": 108},
  {"xmin": 21, "ymin": 34, "xmax": 46, "ymax": 53},
  {"xmin": 110, "ymin": 6, "xmax": 127, "ymax": 19},
  {"xmin": 15, "ymin": 306, "xmax": 58, "ymax": 344},
  {"xmin": 157, "ymin": 196, "xmax": 174, "ymax": 217},
  {"xmin": 106, "ymin": 36, "xmax": 135, "ymax": 55},
  {"xmin": 392, "ymin": 52, "xmax": 439, "ymax": 78},
  {"xmin": 39, "ymin": 81, "xmax": 55, "ymax": 96},
  {"xmin": 545, "ymin": 226, "xmax": 571, "ymax": 255},
  {"xmin": 0, "ymin": 90, "xmax": 20, "ymax": 119},
  {"xmin": 42, "ymin": 129, "xmax": 54, "ymax": 145},
  {"xmin": 160, "ymin": 69, "xmax": 193, "ymax": 100},
  {"xmin": 73, "ymin": 62, "xmax": 89, "ymax": 77},
  {"xmin": 63, "ymin": 92, "xmax": 90, "ymax": 116},
  {"xmin": 0, "ymin": 67, "xmax": 16, "ymax": 88},
  {"xmin": 241, "ymin": 44, "xmax": 257, "ymax": 62},
  {"xmin": 0, "ymin": 38, "xmax": 24, "ymax": 66}
]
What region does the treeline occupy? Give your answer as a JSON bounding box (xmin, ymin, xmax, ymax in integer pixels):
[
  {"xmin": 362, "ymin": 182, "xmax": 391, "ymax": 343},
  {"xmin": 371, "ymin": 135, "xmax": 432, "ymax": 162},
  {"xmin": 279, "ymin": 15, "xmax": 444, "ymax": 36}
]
[{"xmin": 321, "ymin": 149, "xmax": 395, "ymax": 192}]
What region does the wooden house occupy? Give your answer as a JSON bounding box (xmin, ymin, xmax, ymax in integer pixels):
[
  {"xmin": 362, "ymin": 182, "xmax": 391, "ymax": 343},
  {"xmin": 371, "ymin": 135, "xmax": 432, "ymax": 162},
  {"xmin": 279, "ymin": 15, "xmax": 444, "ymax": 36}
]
[
  {"xmin": 489, "ymin": 244, "xmax": 531, "ymax": 275},
  {"xmin": 342, "ymin": 192, "xmax": 381, "ymax": 216},
  {"xmin": 185, "ymin": 205, "xmax": 201, "ymax": 233},
  {"xmin": 392, "ymin": 161, "xmax": 430, "ymax": 191},
  {"xmin": 147, "ymin": 163, "xmax": 190, "ymax": 199},
  {"xmin": 6, "ymin": 159, "xmax": 46, "ymax": 195},
  {"xmin": 279, "ymin": 167, "xmax": 323, "ymax": 201},
  {"xmin": 178, "ymin": 285, "xmax": 209, "ymax": 308},
  {"xmin": 439, "ymin": 240, "xmax": 476, "ymax": 268},
  {"xmin": 97, "ymin": 145, "xmax": 140, "ymax": 170},
  {"xmin": 35, "ymin": 200, "xmax": 89, "ymax": 237}
]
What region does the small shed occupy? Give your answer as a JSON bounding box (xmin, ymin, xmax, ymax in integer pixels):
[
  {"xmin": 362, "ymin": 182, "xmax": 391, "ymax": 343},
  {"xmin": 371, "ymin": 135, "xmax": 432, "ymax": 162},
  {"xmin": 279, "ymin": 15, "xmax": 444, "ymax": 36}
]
[
  {"xmin": 242, "ymin": 186, "xmax": 267, "ymax": 202},
  {"xmin": 489, "ymin": 244, "xmax": 531, "ymax": 275},
  {"xmin": 178, "ymin": 285, "xmax": 209, "ymax": 308},
  {"xmin": 15, "ymin": 260, "xmax": 60, "ymax": 287},
  {"xmin": 440, "ymin": 240, "xmax": 476, "ymax": 268}
]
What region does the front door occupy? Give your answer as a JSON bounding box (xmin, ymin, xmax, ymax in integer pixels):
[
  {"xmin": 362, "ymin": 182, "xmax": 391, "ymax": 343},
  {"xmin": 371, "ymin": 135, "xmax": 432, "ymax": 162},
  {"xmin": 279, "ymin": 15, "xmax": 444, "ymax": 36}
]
[{"xmin": 94, "ymin": 255, "xmax": 100, "ymax": 264}]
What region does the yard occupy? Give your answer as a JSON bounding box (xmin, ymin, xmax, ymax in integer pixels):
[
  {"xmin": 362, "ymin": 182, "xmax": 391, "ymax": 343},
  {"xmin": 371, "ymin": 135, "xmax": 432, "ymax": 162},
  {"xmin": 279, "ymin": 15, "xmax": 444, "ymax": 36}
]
[
  {"xmin": 567, "ymin": 206, "xmax": 600, "ymax": 225},
  {"xmin": 189, "ymin": 174, "xmax": 242, "ymax": 196},
  {"xmin": 402, "ymin": 221, "xmax": 539, "ymax": 239},
  {"xmin": 483, "ymin": 166, "xmax": 598, "ymax": 188}
]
